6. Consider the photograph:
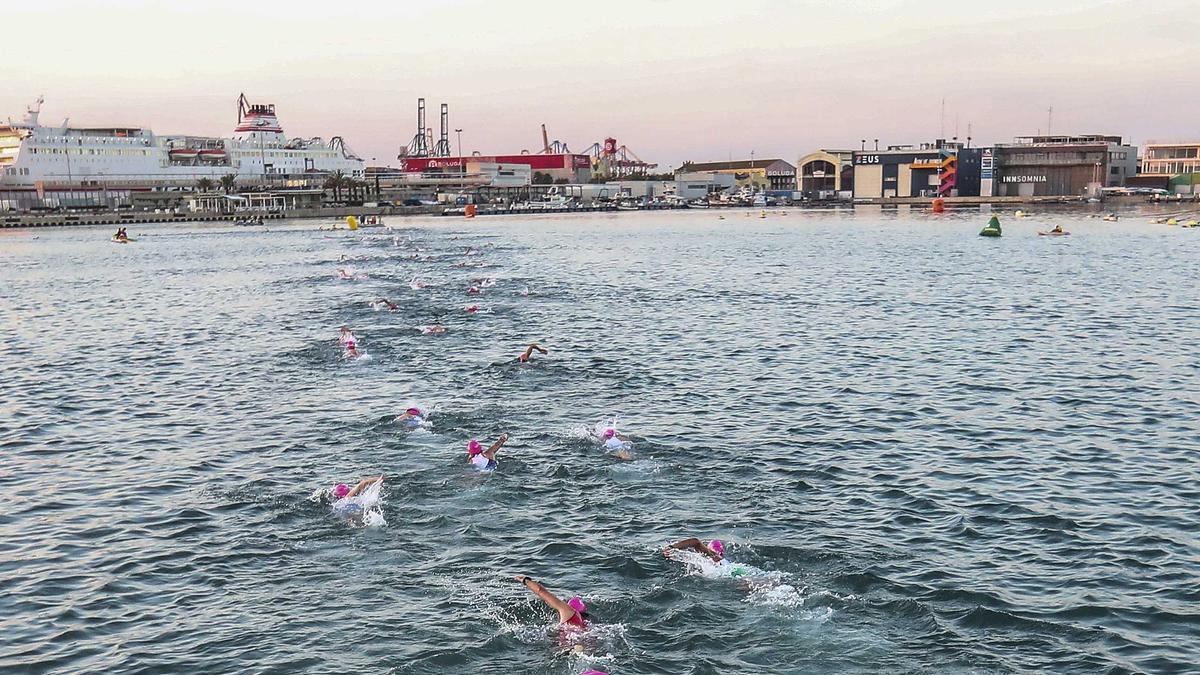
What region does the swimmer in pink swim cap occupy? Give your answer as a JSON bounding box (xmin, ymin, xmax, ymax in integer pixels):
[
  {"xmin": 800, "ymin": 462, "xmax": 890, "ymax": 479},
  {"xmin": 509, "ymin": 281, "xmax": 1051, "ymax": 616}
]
[
  {"xmin": 396, "ymin": 407, "xmax": 424, "ymax": 428},
  {"xmin": 514, "ymin": 575, "xmax": 591, "ymax": 631},
  {"xmin": 600, "ymin": 427, "xmax": 634, "ymax": 461},
  {"xmin": 662, "ymin": 537, "xmax": 725, "ymax": 563},
  {"xmin": 467, "ymin": 433, "xmax": 509, "ymax": 472},
  {"xmin": 338, "ymin": 326, "xmax": 360, "ymax": 357},
  {"xmin": 330, "ymin": 475, "xmax": 384, "ymax": 502}
]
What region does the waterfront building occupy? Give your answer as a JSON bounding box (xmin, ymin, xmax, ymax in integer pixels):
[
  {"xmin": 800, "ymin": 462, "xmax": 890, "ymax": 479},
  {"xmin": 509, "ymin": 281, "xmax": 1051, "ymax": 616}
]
[
  {"xmin": 851, "ymin": 140, "xmax": 961, "ymax": 199},
  {"xmin": 797, "ymin": 150, "xmax": 854, "ymax": 198},
  {"xmin": 0, "ymin": 95, "xmax": 364, "ymax": 211},
  {"xmin": 396, "ymin": 153, "xmax": 591, "ymax": 184},
  {"xmin": 1138, "ymin": 142, "xmax": 1200, "ymax": 194},
  {"xmin": 990, "ymin": 134, "xmax": 1137, "ymax": 198},
  {"xmin": 672, "ymin": 171, "xmax": 737, "ymax": 199},
  {"xmin": 674, "ymin": 159, "xmax": 797, "ymax": 193}
]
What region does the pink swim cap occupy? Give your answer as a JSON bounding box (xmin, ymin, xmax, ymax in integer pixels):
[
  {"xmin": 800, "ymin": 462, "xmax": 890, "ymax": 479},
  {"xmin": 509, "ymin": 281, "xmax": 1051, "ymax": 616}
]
[
  {"xmin": 581, "ymin": 671, "xmax": 608, "ymax": 675},
  {"xmin": 603, "ymin": 428, "xmax": 615, "ymax": 439},
  {"xmin": 333, "ymin": 483, "xmax": 350, "ymax": 498},
  {"xmin": 568, "ymin": 596, "xmax": 587, "ymax": 613},
  {"xmin": 709, "ymin": 539, "xmax": 724, "ymax": 556},
  {"xmin": 406, "ymin": 407, "xmax": 421, "ymax": 416},
  {"xmin": 468, "ymin": 439, "xmax": 482, "ymax": 455}
]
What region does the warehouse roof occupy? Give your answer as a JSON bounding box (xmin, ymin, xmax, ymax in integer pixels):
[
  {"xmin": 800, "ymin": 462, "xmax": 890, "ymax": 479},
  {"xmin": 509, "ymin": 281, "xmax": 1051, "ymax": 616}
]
[{"xmin": 678, "ymin": 159, "xmax": 795, "ymax": 172}]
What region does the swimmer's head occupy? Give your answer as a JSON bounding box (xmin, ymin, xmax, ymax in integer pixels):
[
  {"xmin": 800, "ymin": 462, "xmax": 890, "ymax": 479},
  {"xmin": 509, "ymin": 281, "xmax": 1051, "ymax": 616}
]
[
  {"xmin": 333, "ymin": 483, "xmax": 350, "ymax": 499},
  {"xmin": 406, "ymin": 407, "xmax": 421, "ymax": 417},
  {"xmin": 708, "ymin": 539, "xmax": 725, "ymax": 557},
  {"xmin": 603, "ymin": 428, "xmax": 615, "ymax": 439},
  {"xmin": 568, "ymin": 596, "xmax": 589, "ymax": 619},
  {"xmin": 468, "ymin": 439, "xmax": 482, "ymax": 455}
]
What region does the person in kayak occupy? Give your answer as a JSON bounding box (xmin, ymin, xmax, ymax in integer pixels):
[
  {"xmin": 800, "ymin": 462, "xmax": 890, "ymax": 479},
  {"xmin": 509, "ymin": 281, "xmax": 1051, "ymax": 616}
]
[
  {"xmin": 1051, "ymin": 224, "xmax": 1064, "ymax": 234},
  {"xmin": 518, "ymin": 343, "xmax": 548, "ymax": 363},
  {"xmin": 513, "ymin": 575, "xmax": 590, "ymax": 634},
  {"xmin": 467, "ymin": 433, "xmax": 509, "ymax": 472}
]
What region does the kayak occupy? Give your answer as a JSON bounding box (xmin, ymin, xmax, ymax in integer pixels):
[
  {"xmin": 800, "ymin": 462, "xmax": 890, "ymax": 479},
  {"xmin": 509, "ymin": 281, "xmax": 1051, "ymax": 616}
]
[
  {"xmin": 111, "ymin": 237, "xmax": 135, "ymax": 243},
  {"xmin": 1038, "ymin": 231, "xmax": 1070, "ymax": 236}
]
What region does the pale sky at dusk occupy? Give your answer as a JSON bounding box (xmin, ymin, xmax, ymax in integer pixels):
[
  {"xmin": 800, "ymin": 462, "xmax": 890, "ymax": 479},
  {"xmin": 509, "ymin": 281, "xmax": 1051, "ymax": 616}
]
[{"xmin": 3, "ymin": 0, "xmax": 1196, "ymax": 168}]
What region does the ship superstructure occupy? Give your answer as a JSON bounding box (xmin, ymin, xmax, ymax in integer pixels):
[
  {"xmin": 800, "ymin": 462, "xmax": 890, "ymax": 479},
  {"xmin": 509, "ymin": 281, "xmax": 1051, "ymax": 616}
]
[{"xmin": 0, "ymin": 94, "xmax": 363, "ymax": 191}]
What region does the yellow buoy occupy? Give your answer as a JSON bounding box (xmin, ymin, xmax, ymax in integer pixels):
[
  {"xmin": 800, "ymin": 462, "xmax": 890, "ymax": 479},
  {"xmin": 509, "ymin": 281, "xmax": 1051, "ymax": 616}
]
[{"xmin": 346, "ymin": 215, "xmax": 359, "ymax": 230}]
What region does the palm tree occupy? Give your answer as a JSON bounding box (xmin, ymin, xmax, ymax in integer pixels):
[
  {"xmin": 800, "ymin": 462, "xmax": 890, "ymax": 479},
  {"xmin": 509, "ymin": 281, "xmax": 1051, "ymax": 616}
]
[
  {"xmin": 219, "ymin": 174, "xmax": 237, "ymax": 194},
  {"xmin": 324, "ymin": 170, "xmax": 346, "ymax": 202},
  {"xmin": 196, "ymin": 177, "xmax": 215, "ymax": 193}
]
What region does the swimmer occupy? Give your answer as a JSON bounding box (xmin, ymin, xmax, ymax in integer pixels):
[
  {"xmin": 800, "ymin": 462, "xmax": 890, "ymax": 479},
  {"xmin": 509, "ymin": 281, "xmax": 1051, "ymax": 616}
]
[
  {"xmin": 395, "ymin": 407, "xmax": 424, "ymax": 428},
  {"xmin": 372, "ymin": 297, "xmax": 399, "ymax": 311},
  {"xmin": 663, "ymin": 537, "xmax": 725, "ymax": 564},
  {"xmin": 329, "ymin": 475, "xmax": 384, "ymax": 503},
  {"xmin": 409, "ymin": 276, "xmax": 427, "ymax": 290},
  {"xmin": 467, "ymin": 433, "xmax": 509, "ymax": 472},
  {"xmin": 601, "ymin": 427, "xmax": 634, "ymax": 461},
  {"xmin": 465, "ymin": 304, "xmax": 480, "ymax": 313},
  {"xmin": 467, "ymin": 286, "xmax": 481, "ymax": 295},
  {"xmin": 663, "ymin": 537, "xmax": 746, "ymax": 577},
  {"xmin": 339, "ymin": 326, "xmax": 360, "ymax": 357},
  {"xmin": 476, "ymin": 277, "xmax": 496, "ymax": 288},
  {"xmin": 513, "ymin": 575, "xmax": 590, "ymax": 634},
  {"xmin": 518, "ymin": 287, "xmax": 530, "ymax": 297},
  {"xmin": 421, "ymin": 324, "xmax": 447, "ymax": 335},
  {"xmin": 518, "ymin": 343, "xmax": 548, "ymax": 363}
]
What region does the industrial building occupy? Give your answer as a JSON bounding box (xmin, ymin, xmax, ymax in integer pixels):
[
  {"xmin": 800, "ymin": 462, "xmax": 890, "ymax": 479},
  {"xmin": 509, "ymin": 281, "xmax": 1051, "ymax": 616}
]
[
  {"xmin": 797, "ymin": 150, "xmax": 854, "ymax": 198},
  {"xmin": 851, "ymin": 141, "xmax": 961, "ymax": 199},
  {"xmin": 991, "ymin": 135, "xmax": 1137, "ymax": 197},
  {"xmin": 674, "ymin": 159, "xmax": 796, "ymax": 192},
  {"xmin": 396, "ymin": 154, "xmax": 589, "ymax": 183}
]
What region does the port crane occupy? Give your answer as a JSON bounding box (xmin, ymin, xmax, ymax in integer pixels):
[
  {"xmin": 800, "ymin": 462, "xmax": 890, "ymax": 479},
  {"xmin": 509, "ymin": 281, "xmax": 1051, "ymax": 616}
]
[{"xmin": 584, "ymin": 138, "xmax": 657, "ymax": 178}]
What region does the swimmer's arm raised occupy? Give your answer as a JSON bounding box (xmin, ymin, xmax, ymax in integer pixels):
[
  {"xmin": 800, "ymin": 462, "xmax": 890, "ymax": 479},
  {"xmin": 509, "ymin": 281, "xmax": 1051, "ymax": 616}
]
[
  {"xmin": 484, "ymin": 433, "xmax": 509, "ymax": 459},
  {"xmin": 346, "ymin": 475, "xmax": 383, "ymax": 498},
  {"xmin": 663, "ymin": 538, "xmax": 718, "ymax": 561},
  {"xmin": 514, "ymin": 575, "xmax": 574, "ymax": 623}
]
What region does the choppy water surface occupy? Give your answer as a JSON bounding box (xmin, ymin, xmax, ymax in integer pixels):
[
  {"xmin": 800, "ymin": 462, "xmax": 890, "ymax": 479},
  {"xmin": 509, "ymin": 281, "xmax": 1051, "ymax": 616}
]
[{"xmin": 2, "ymin": 208, "xmax": 1198, "ymax": 674}]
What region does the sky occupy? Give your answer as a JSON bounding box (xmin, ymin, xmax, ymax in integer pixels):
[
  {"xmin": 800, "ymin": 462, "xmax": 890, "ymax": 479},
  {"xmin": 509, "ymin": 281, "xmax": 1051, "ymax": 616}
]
[{"xmin": 3, "ymin": 0, "xmax": 1197, "ymax": 169}]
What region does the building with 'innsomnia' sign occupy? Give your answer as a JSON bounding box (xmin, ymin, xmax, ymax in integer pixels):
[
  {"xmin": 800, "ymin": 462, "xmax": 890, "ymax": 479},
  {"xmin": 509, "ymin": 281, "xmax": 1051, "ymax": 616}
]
[{"xmin": 990, "ymin": 135, "xmax": 1137, "ymax": 198}]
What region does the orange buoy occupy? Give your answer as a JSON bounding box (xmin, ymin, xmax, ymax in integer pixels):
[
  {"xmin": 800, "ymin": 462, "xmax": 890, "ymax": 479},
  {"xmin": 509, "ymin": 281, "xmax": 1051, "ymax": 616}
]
[
  {"xmin": 932, "ymin": 197, "xmax": 945, "ymax": 213},
  {"xmin": 464, "ymin": 203, "xmax": 477, "ymax": 219}
]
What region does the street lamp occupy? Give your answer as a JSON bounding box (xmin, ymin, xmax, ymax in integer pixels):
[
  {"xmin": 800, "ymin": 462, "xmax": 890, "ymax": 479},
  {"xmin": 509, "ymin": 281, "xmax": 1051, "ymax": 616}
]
[{"xmin": 455, "ymin": 128, "xmax": 463, "ymax": 176}]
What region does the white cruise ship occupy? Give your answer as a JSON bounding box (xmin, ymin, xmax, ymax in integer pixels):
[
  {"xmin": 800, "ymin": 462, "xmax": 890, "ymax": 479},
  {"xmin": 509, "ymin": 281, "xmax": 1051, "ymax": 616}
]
[{"xmin": 0, "ymin": 94, "xmax": 364, "ymax": 193}]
